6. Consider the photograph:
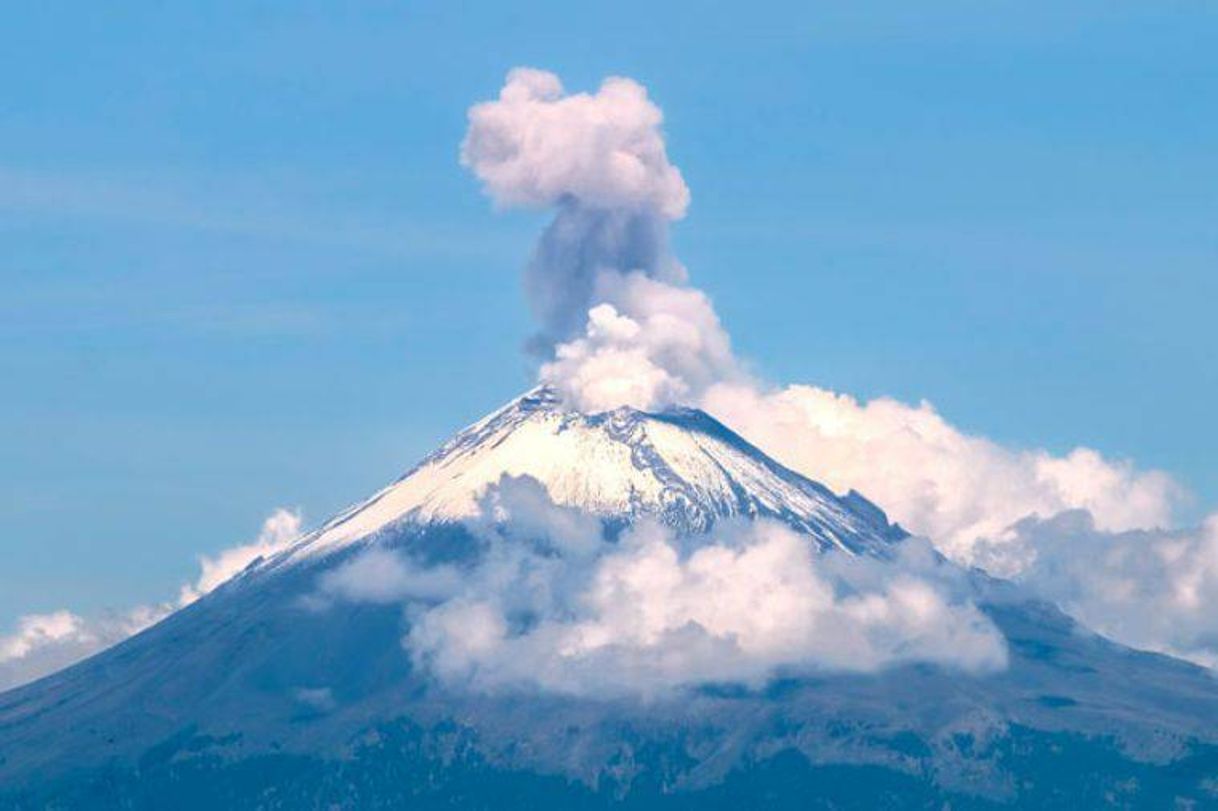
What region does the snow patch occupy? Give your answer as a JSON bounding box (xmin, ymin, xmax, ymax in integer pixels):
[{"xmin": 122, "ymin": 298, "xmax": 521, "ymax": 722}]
[{"xmin": 293, "ymin": 388, "xmax": 900, "ymax": 561}]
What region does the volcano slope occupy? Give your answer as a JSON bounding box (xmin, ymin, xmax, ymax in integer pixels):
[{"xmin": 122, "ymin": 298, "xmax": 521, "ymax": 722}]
[{"xmin": 3, "ymin": 390, "xmax": 1218, "ymax": 809}]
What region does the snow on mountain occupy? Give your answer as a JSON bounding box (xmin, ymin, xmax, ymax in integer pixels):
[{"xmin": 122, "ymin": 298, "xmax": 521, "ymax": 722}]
[{"xmin": 290, "ymin": 386, "xmax": 903, "ymax": 563}]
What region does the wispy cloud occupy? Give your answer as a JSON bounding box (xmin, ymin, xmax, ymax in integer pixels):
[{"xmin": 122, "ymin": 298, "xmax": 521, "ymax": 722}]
[
  {"xmin": 178, "ymin": 508, "xmax": 302, "ymax": 605},
  {"xmin": 460, "ymin": 68, "xmax": 1200, "ymax": 677},
  {"xmin": 0, "ymin": 507, "xmax": 303, "ymax": 692},
  {"xmin": 0, "ymin": 607, "xmax": 164, "ymax": 693},
  {"xmin": 0, "ymin": 166, "xmax": 516, "ymax": 262}
]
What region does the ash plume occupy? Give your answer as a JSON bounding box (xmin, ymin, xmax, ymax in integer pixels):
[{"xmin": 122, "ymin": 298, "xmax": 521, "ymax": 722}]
[{"xmin": 457, "ymin": 67, "xmax": 1213, "ymax": 672}]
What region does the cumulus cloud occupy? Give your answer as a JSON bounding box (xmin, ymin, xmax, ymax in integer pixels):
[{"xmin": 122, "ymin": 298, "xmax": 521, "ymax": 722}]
[
  {"xmin": 320, "ymin": 548, "xmax": 463, "ymax": 604},
  {"xmin": 325, "ymin": 476, "xmax": 1007, "ymax": 697},
  {"xmin": 466, "ymin": 473, "xmax": 604, "ymax": 557},
  {"xmin": 0, "ymin": 607, "xmax": 165, "ymax": 692},
  {"xmin": 701, "ymin": 383, "xmax": 1179, "ymax": 564},
  {"xmin": 695, "ymin": 390, "xmax": 1201, "ymax": 672},
  {"xmin": 974, "ymin": 511, "xmax": 1218, "ymax": 669},
  {"xmin": 179, "ymin": 507, "xmax": 302, "ymax": 605},
  {"xmin": 0, "ymin": 508, "xmax": 303, "ymax": 692}
]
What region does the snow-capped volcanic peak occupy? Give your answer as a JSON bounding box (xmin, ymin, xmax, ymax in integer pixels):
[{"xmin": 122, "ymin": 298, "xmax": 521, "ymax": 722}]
[{"xmin": 298, "ymin": 387, "xmax": 902, "ymax": 558}]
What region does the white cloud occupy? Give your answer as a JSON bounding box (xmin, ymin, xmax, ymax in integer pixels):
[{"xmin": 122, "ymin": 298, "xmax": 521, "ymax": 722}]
[
  {"xmin": 527, "ymin": 222, "xmax": 1177, "ymax": 561},
  {"xmin": 320, "ymin": 548, "xmax": 463, "ymax": 605},
  {"xmin": 0, "ymin": 610, "xmax": 84, "ymax": 661},
  {"xmin": 463, "ymin": 69, "xmax": 691, "ymax": 344},
  {"xmin": 325, "ymin": 476, "xmax": 1007, "ymax": 697},
  {"xmin": 701, "ymin": 383, "xmax": 1179, "ymax": 564},
  {"xmin": 461, "ymin": 69, "xmax": 1179, "ymax": 557},
  {"xmin": 294, "ymin": 686, "xmax": 336, "ymax": 713},
  {"xmin": 460, "ymin": 69, "xmax": 1169, "ymax": 555},
  {"xmin": 179, "ymin": 507, "xmax": 302, "ymax": 605},
  {"xmin": 0, "ymin": 607, "xmax": 166, "ymax": 692},
  {"xmin": 466, "ymin": 474, "xmax": 604, "ymax": 558},
  {"xmin": 978, "ymin": 511, "xmax": 1218, "ymax": 669},
  {"xmin": 542, "ymin": 291, "xmax": 1178, "ymax": 562}
]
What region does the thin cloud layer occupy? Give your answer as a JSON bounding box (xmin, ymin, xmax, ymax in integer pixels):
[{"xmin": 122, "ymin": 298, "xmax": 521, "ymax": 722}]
[
  {"xmin": 0, "ymin": 508, "xmax": 302, "ymax": 692},
  {"xmin": 0, "ymin": 607, "xmax": 164, "ymax": 692},
  {"xmin": 324, "ymin": 476, "xmax": 1008, "ymax": 697}
]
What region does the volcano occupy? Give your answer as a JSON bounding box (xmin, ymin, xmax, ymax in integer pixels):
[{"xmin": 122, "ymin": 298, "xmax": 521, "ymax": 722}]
[
  {"xmin": 3, "ymin": 389, "xmax": 1218, "ymax": 809},
  {"xmin": 287, "ymin": 386, "xmax": 904, "ymax": 560}
]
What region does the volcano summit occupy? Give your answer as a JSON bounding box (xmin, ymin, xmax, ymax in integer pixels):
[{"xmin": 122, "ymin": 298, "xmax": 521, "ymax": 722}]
[{"xmin": 290, "ymin": 386, "xmax": 905, "ymax": 559}]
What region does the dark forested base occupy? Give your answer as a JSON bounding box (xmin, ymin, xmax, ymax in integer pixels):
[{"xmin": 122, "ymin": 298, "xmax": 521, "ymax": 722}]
[{"xmin": 5, "ymin": 721, "xmax": 1218, "ymax": 811}]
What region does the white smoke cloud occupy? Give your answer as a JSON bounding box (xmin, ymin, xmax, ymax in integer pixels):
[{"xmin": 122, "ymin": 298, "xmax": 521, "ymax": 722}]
[
  {"xmin": 463, "ymin": 68, "xmax": 691, "ymax": 345},
  {"xmin": 325, "ymin": 476, "xmax": 1007, "ymax": 697},
  {"xmin": 540, "ymin": 273, "xmax": 743, "ymax": 412},
  {"xmin": 462, "ymin": 67, "xmax": 689, "ymax": 219},
  {"xmin": 461, "ymin": 68, "xmax": 1195, "ymax": 674},
  {"xmin": 0, "ymin": 508, "xmax": 302, "ymax": 692}
]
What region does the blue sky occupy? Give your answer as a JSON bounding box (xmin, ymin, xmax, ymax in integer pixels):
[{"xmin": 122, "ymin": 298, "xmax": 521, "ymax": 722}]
[{"xmin": 3, "ymin": 1, "xmax": 1216, "ymax": 623}]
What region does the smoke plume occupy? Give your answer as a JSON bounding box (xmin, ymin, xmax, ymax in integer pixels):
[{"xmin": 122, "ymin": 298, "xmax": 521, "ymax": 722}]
[
  {"xmin": 461, "ymin": 68, "xmax": 1204, "ymax": 670},
  {"xmin": 462, "ymin": 68, "xmax": 690, "ymax": 346}
]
